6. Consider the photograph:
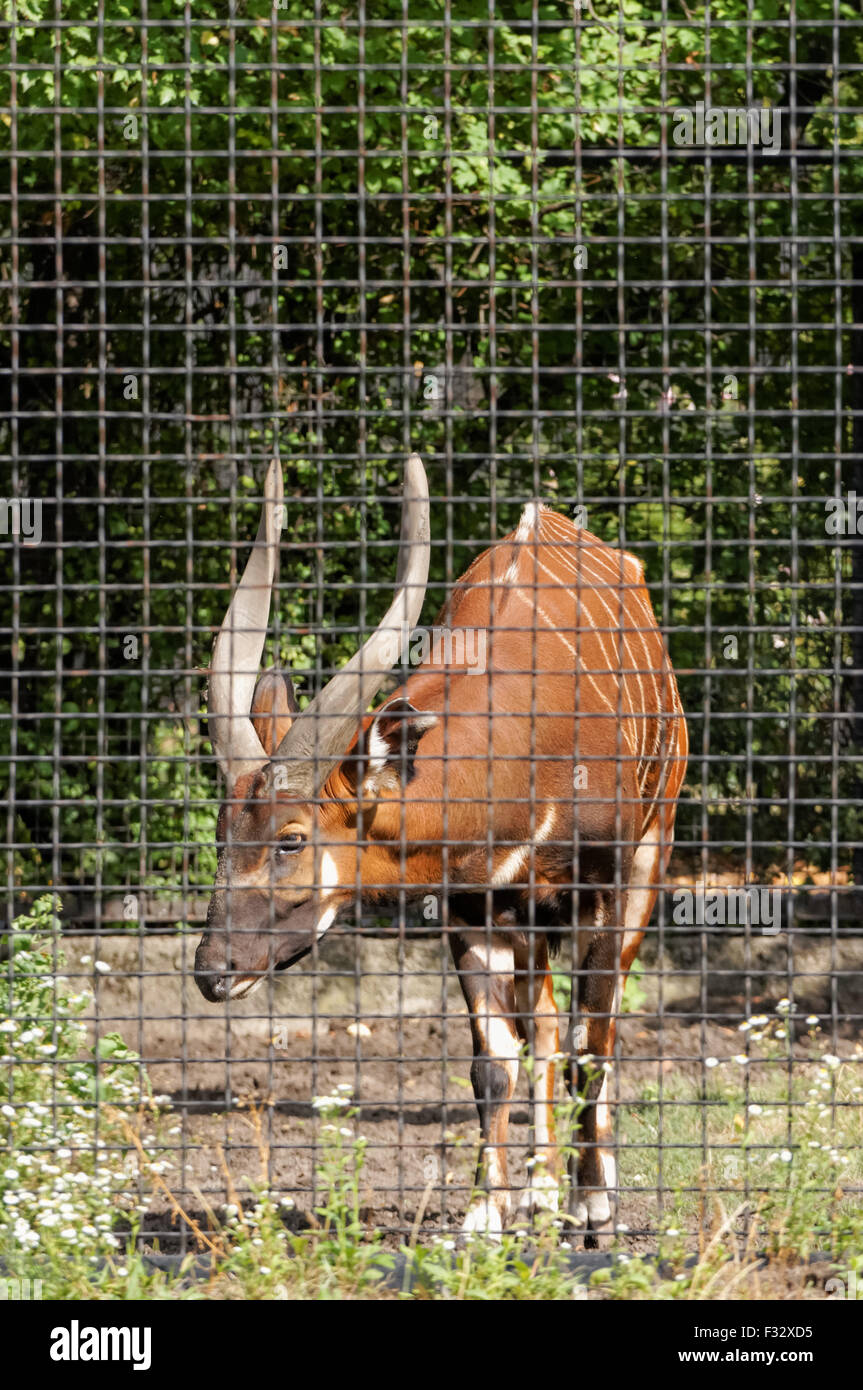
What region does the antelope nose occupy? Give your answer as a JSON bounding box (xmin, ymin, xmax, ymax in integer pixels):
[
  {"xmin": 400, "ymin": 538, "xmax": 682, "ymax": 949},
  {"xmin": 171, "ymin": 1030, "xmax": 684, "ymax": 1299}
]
[
  {"xmin": 193, "ymin": 940, "xmax": 230, "ymax": 1002},
  {"xmin": 194, "ymin": 964, "xmax": 228, "ymax": 1003}
]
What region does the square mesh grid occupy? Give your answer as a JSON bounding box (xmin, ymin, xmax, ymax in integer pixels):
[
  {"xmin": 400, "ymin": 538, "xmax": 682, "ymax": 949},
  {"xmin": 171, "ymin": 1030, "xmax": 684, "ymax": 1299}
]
[{"xmin": 1, "ymin": 1, "xmax": 861, "ymax": 1261}]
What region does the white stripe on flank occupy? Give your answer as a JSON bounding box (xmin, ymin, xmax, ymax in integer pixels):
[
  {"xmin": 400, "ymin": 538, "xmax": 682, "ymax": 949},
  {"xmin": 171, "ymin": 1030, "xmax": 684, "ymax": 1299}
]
[
  {"xmin": 453, "ymin": 510, "xmax": 677, "ymax": 788},
  {"xmin": 492, "ymin": 802, "xmax": 558, "ymax": 886},
  {"xmin": 530, "ymin": 515, "xmax": 666, "ymax": 780},
  {"xmin": 563, "ymin": 543, "xmax": 662, "ymax": 677},
  {"xmin": 537, "ymin": 542, "xmax": 649, "ymax": 682},
  {"xmin": 538, "ymin": 511, "xmax": 658, "ymax": 637},
  {"xmin": 509, "ymin": 586, "xmax": 627, "ymax": 732},
  {"xmin": 639, "ymin": 691, "xmax": 681, "ymax": 829},
  {"xmin": 526, "ymin": 547, "xmax": 642, "ymax": 764}
]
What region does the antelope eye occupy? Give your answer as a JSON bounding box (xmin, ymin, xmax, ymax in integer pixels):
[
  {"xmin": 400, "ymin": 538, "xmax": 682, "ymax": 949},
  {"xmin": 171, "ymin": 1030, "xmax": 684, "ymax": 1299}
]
[{"xmin": 275, "ymin": 834, "xmax": 305, "ymax": 858}]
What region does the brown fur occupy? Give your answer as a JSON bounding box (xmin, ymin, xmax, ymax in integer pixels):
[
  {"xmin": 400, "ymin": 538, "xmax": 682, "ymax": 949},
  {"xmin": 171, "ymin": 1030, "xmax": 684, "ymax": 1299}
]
[{"xmin": 196, "ymin": 506, "xmax": 687, "ymax": 1239}]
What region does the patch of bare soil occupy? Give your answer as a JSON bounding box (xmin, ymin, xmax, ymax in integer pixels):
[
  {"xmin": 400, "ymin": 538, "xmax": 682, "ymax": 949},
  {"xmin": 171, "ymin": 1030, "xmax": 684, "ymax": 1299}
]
[
  {"xmin": 131, "ymin": 1011, "xmax": 744, "ymax": 1254},
  {"xmin": 58, "ymin": 929, "xmax": 860, "ymax": 1258}
]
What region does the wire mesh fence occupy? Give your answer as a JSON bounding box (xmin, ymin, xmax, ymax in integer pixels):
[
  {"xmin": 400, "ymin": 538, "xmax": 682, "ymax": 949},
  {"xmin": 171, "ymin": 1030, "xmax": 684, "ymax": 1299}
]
[{"xmin": 1, "ymin": 1, "xmax": 862, "ymax": 1273}]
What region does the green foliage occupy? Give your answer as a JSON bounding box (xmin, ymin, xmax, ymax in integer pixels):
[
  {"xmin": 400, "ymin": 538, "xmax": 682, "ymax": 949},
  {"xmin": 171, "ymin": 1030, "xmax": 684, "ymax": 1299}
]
[
  {"xmin": 1, "ymin": 2, "xmax": 859, "ymax": 900},
  {"xmin": 621, "ymin": 957, "xmax": 647, "ymax": 1014},
  {"xmin": 0, "ymin": 895, "xmax": 163, "ymax": 1283},
  {"xmin": 553, "ymin": 960, "xmax": 649, "ymax": 1015}
]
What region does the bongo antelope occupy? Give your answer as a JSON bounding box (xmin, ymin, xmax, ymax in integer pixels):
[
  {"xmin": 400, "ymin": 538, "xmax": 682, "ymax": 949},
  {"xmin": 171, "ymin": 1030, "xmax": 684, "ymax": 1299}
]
[{"xmin": 194, "ymin": 455, "xmax": 688, "ymax": 1241}]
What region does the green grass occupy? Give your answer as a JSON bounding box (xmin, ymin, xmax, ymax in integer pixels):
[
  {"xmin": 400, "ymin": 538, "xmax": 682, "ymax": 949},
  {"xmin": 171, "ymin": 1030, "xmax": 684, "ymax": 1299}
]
[{"xmin": 613, "ymin": 1014, "xmax": 863, "ymax": 1260}]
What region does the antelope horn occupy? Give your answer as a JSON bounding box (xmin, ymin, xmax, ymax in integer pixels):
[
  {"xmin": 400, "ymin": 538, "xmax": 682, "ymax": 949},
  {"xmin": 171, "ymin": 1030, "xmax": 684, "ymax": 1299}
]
[
  {"xmin": 271, "ymin": 453, "xmax": 430, "ymax": 797},
  {"xmin": 208, "ymin": 459, "xmax": 284, "ymax": 789}
]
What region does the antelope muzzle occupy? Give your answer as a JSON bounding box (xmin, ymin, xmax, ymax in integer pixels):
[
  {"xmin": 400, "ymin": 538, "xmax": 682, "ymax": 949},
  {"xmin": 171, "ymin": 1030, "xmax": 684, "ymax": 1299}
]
[{"xmin": 193, "ymin": 889, "xmax": 320, "ymax": 1002}]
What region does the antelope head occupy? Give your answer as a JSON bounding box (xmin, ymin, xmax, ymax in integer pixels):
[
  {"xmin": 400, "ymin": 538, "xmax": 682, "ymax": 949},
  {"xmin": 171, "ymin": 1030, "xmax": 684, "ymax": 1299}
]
[{"xmin": 194, "ymin": 455, "xmax": 431, "ymax": 1002}]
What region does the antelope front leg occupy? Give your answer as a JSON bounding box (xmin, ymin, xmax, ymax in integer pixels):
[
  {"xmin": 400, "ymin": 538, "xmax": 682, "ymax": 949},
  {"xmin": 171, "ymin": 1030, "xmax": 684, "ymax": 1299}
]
[
  {"xmin": 451, "ymin": 930, "xmax": 519, "ymax": 1238},
  {"xmin": 513, "ymin": 934, "xmax": 561, "ymax": 1220}
]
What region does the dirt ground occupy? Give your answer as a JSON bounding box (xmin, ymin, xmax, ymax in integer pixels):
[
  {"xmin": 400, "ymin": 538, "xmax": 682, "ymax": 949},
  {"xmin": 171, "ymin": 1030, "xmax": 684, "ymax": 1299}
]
[
  {"xmin": 57, "ymin": 920, "xmax": 863, "ymax": 1258},
  {"xmin": 133, "ymin": 1012, "xmax": 741, "ymax": 1255}
]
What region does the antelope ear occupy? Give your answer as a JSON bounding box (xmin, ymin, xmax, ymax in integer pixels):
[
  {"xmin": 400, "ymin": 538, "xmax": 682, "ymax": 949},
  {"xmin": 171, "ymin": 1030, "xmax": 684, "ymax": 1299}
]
[
  {"xmin": 361, "ymin": 697, "xmax": 437, "ymax": 794},
  {"xmin": 251, "ymin": 669, "xmax": 301, "ymax": 758}
]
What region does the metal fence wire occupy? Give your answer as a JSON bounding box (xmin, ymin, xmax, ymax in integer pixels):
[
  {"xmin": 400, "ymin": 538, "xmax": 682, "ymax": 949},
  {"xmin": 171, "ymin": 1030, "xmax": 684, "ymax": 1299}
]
[{"xmin": 2, "ymin": 1, "xmax": 863, "ymax": 1261}]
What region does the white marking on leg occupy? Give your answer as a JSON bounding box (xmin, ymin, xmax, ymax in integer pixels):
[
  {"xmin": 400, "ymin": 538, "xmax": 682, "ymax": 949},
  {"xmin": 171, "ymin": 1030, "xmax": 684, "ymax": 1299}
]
[
  {"xmin": 572, "ymin": 1196, "xmax": 589, "ymax": 1228},
  {"xmin": 587, "ymin": 1075, "xmax": 616, "ymax": 1228},
  {"xmin": 462, "ymin": 937, "xmax": 516, "ymax": 976},
  {"xmin": 516, "ymin": 1172, "xmax": 560, "ymax": 1217},
  {"xmin": 621, "ymin": 821, "xmax": 662, "ymax": 955},
  {"xmin": 484, "ymin": 1016, "xmax": 520, "ymax": 1078},
  {"xmin": 595, "ymin": 1070, "xmax": 611, "ymax": 1134},
  {"xmin": 587, "ymin": 1188, "xmax": 612, "ymax": 1227},
  {"xmin": 462, "ymin": 1197, "xmax": 504, "ymax": 1240},
  {"xmin": 587, "ymin": 1151, "xmax": 617, "ymax": 1228}
]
